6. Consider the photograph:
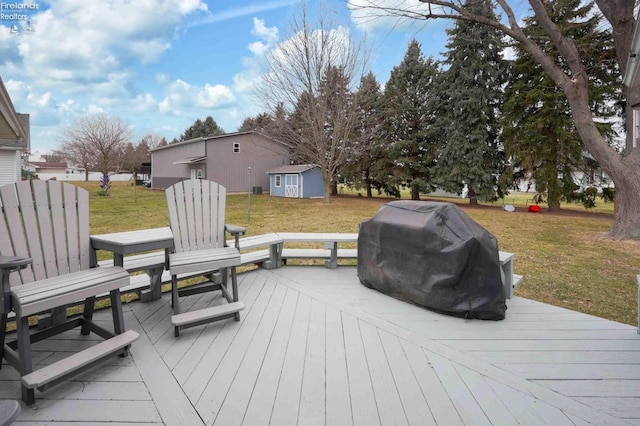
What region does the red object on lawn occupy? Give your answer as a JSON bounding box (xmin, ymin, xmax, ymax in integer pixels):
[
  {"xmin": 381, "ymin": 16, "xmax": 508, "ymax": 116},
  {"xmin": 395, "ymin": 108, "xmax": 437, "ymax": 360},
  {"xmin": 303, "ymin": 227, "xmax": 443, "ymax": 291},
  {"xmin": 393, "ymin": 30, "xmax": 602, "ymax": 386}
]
[{"xmin": 528, "ymin": 205, "xmax": 542, "ymax": 213}]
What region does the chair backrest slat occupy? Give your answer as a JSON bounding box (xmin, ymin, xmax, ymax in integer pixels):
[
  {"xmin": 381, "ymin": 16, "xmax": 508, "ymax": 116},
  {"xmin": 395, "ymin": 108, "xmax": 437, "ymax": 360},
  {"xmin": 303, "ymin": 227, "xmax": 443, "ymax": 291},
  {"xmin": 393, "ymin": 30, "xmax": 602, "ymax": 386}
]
[
  {"xmin": 0, "ymin": 181, "xmax": 91, "ymax": 286},
  {"xmin": 76, "ymin": 185, "xmax": 91, "ymax": 269},
  {"xmin": 30, "ymin": 180, "xmax": 58, "ymax": 279},
  {"xmin": 49, "ymin": 181, "xmax": 70, "ymax": 275},
  {"xmin": 0, "ymin": 184, "xmax": 33, "ymax": 286},
  {"xmin": 166, "ymin": 180, "xmax": 227, "ymax": 253}
]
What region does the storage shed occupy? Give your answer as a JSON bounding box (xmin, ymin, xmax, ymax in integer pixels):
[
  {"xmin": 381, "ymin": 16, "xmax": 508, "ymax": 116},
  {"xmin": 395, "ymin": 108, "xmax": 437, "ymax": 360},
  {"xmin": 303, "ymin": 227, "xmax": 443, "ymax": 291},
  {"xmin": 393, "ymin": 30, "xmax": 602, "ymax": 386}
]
[
  {"xmin": 149, "ymin": 132, "xmax": 290, "ymax": 192},
  {"xmin": 267, "ymin": 164, "xmax": 324, "ymax": 198}
]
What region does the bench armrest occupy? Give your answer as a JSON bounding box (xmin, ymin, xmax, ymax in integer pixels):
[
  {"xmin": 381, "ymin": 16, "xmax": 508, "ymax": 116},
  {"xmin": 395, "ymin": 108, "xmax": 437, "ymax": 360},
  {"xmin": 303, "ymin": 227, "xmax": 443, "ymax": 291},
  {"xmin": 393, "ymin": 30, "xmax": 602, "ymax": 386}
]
[{"xmin": 225, "ymin": 224, "xmax": 247, "ymax": 249}]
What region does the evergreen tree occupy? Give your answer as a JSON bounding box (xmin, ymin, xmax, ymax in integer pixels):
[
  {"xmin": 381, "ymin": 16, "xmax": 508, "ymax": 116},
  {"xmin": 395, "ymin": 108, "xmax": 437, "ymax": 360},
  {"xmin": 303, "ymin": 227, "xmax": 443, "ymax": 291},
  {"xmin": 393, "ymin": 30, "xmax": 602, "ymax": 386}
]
[
  {"xmin": 238, "ymin": 112, "xmax": 274, "ymax": 134},
  {"xmin": 502, "ymin": 0, "xmax": 618, "ymax": 210},
  {"xmin": 345, "ymin": 72, "xmax": 384, "ymax": 197},
  {"xmin": 382, "ymin": 40, "xmax": 440, "ymax": 200},
  {"xmin": 431, "ymin": 0, "xmax": 508, "ymax": 204},
  {"xmin": 180, "ymin": 116, "xmax": 225, "ymax": 141}
]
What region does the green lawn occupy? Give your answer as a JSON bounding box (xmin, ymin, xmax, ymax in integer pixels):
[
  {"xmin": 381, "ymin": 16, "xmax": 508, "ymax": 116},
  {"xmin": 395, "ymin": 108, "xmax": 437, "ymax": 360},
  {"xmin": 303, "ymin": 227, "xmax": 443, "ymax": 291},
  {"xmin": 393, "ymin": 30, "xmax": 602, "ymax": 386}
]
[{"xmin": 84, "ymin": 181, "xmax": 638, "ymax": 327}]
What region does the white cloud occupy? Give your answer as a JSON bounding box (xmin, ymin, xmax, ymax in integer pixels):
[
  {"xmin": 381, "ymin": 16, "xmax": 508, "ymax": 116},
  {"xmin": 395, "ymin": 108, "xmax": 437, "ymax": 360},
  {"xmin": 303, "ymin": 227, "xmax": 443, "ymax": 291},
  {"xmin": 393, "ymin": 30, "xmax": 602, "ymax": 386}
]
[
  {"xmin": 158, "ymin": 79, "xmax": 235, "ymax": 116},
  {"xmin": 248, "ymin": 17, "xmax": 279, "ymax": 56},
  {"xmin": 1, "ymin": 1, "xmax": 209, "ymax": 150},
  {"xmin": 188, "ymin": 1, "xmax": 295, "ymax": 27},
  {"xmin": 7, "ymin": 0, "xmax": 207, "ymax": 94},
  {"xmin": 195, "ymin": 84, "xmax": 235, "ymax": 108}
]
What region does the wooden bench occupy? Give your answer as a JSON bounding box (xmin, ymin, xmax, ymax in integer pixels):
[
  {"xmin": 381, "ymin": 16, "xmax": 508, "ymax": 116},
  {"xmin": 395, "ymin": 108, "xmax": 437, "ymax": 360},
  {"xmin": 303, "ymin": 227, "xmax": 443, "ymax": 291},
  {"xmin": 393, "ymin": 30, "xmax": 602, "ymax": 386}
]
[
  {"xmin": 98, "ymin": 232, "xmax": 522, "ymax": 304},
  {"xmin": 278, "ymin": 232, "xmax": 358, "ymax": 269},
  {"xmin": 98, "ymin": 252, "xmax": 167, "ymax": 302},
  {"xmin": 226, "ymin": 233, "xmax": 284, "ymax": 270},
  {"xmin": 499, "ymin": 251, "xmax": 522, "ymax": 299},
  {"xmin": 95, "ymin": 232, "xmax": 285, "ymax": 302}
]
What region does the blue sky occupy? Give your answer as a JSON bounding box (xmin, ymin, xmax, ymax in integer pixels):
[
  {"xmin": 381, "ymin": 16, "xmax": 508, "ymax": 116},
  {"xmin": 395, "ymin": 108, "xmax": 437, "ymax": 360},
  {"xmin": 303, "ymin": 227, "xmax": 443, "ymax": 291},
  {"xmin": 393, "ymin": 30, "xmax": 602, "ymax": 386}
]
[{"xmin": 0, "ymin": 0, "xmax": 483, "ymax": 154}]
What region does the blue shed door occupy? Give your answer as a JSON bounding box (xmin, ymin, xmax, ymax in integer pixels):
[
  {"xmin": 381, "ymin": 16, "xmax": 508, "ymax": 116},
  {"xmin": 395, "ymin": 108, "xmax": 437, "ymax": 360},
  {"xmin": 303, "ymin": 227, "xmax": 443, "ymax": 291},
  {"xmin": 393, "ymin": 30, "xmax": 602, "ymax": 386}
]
[{"xmin": 285, "ymin": 174, "xmax": 299, "ymax": 197}]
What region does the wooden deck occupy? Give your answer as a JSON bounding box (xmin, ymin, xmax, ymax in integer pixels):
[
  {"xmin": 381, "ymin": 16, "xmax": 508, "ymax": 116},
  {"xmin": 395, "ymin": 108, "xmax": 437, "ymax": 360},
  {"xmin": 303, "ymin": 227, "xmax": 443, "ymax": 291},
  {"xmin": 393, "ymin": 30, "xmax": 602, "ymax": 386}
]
[{"xmin": 2, "ymin": 266, "xmax": 639, "ymax": 425}]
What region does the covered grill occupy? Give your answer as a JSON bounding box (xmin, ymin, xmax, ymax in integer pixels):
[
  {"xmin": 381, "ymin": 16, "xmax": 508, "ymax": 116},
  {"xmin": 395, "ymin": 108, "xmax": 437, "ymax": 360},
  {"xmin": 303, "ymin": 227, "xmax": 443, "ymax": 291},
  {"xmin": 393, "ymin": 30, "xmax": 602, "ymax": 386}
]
[{"xmin": 358, "ymin": 200, "xmax": 506, "ymax": 320}]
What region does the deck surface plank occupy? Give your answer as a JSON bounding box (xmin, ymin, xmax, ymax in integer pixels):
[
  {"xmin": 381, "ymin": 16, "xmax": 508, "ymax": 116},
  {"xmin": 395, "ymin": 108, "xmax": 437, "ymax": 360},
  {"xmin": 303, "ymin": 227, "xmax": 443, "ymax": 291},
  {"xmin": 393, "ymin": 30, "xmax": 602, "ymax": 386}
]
[
  {"xmin": 4, "ymin": 265, "xmax": 638, "ymax": 425},
  {"xmin": 269, "ymin": 292, "xmax": 312, "ymax": 425},
  {"xmin": 242, "ymin": 287, "xmax": 299, "ymax": 426},
  {"xmin": 298, "ymin": 298, "xmax": 327, "ymax": 426}
]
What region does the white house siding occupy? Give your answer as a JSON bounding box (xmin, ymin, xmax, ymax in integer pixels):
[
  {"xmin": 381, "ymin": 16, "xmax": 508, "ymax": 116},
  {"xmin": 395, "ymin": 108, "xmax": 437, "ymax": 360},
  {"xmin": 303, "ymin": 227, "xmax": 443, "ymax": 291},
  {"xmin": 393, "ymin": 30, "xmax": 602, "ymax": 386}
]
[{"xmin": 0, "ymin": 149, "xmax": 20, "ymax": 186}]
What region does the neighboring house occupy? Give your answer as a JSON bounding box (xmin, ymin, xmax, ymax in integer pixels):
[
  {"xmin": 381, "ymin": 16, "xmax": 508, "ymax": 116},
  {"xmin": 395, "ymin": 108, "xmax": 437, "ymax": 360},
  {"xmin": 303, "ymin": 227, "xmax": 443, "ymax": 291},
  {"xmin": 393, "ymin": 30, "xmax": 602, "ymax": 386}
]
[
  {"xmin": 267, "ymin": 164, "xmax": 324, "ymax": 198},
  {"xmin": 0, "ymin": 77, "xmax": 29, "ymax": 186},
  {"xmin": 28, "ymin": 161, "xmax": 68, "ymax": 176},
  {"xmin": 150, "ymin": 131, "xmax": 290, "ymax": 191},
  {"xmin": 625, "ymin": 13, "xmax": 640, "ymax": 147}
]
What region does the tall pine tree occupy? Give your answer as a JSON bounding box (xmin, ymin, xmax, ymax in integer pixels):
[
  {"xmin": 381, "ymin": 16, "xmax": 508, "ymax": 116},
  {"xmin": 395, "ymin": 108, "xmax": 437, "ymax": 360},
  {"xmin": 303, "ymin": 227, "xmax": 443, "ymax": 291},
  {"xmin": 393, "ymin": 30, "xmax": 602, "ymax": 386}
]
[
  {"xmin": 382, "ymin": 39, "xmax": 439, "ymax": 200},
  {"xmin": 346, "ymin": 71, "xmax": 385, "ymax": 197},
  {"xmin": 431, "ymin": 0, "xmax": 508, "ymax": 204},
  {"xmin": 501, "ymin": 0, "xmax": 618, "ymax": 210},
  {"xmin": 179, "ymin": 116, "xmax": 225, "ymax": 141}
]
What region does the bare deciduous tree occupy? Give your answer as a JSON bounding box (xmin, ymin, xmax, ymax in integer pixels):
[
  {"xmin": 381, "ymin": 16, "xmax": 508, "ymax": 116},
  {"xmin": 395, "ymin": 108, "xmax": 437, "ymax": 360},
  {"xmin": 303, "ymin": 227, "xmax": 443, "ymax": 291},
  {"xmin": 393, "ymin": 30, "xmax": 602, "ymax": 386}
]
[
  {"xmin": 349, "ymin": 0, "xmax": 639, "ymax": 239},
  {"xmin": 258, "ymin": 2, "xmax": 369, "ymax": 202},
  {"xmin": 60, "ymin": 113, "xmax": 132, "ymax": 181},
  {"xmin": 140, "ymin": 133, "xmax": 167, "ymax": 150}
]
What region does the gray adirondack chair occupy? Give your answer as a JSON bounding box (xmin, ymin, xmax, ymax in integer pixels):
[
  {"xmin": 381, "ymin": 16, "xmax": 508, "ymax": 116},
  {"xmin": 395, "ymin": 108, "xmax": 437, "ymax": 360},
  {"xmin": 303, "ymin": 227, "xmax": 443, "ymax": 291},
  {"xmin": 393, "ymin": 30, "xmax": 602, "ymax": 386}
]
[
  {"xmin": 165, "ymin": 179, "xmax": 245, "ymax": 336},
  {"xmin": 0, "ymin": 180, "xmax": 139, "ymax": 405}
]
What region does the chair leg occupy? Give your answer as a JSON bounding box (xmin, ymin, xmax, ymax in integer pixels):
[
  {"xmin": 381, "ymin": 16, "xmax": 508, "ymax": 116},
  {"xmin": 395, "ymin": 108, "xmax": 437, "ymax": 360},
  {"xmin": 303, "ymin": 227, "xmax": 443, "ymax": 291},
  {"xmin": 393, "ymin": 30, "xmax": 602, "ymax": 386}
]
[
  {"xmin": 0, "ymin": 313, "xmax": 6, "ymax": 368},
  {"xmin": 231, "ymin": 266, "xmax": 240, "ymax": 322},
  {"xmin": 171, "ymin": 275, "xmax": 180, "ymax": 315},
  {"xmin": 16, "ymin": 316, "xmax": 35, "ymax": 405},
  {"xmin": 110, "ymin": 289, "xmax": 125, "ymax": 335},
  {"xmin": 81, "ymin": 296, "xmax": 96, "ymax": 335}
]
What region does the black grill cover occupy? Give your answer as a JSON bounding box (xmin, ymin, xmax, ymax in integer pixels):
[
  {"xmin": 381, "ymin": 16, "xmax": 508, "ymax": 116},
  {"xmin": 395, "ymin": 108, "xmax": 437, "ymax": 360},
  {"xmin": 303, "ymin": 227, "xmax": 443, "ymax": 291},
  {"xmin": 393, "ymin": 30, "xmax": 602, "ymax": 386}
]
[{"xmin": 358, "ymin": 201, "xmax": 506, "ymax": 320}]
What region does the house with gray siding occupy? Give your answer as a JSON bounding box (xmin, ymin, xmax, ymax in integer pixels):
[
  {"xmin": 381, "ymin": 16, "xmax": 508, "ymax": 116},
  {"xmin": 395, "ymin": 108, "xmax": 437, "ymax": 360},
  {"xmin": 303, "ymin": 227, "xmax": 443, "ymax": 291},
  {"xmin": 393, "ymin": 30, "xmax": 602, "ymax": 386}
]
[
  {"xmin": 0, "ymin": 77, "xmax": 29, "ymax": 186},
  {"xmin": 149, "ymin": 131, "xmax": 290, "ymax": 192},
  {"xmin": 267, "ymin": 164, "xmax": 324, "ymax": 198}
]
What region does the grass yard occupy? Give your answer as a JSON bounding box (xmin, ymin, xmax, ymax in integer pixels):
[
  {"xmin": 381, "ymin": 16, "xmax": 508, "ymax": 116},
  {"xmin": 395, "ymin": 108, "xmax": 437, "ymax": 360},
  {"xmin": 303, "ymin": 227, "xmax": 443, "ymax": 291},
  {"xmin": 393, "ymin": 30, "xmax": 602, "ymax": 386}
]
[{"xmin": 84, "ymin": 181, "xmax": 638, "ymax": 327}]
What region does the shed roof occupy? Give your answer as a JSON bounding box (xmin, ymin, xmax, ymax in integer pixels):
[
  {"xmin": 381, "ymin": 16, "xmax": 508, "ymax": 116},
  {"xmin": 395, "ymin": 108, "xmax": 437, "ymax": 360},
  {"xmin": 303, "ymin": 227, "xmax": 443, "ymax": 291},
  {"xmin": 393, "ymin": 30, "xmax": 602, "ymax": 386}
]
[
  {"xmin": 267, "ymin": 164, "xmax": 319, "ymax": 174},
  {"xmin": 29, "ymin": 161, "xmax": 67, "ymax": 169}
]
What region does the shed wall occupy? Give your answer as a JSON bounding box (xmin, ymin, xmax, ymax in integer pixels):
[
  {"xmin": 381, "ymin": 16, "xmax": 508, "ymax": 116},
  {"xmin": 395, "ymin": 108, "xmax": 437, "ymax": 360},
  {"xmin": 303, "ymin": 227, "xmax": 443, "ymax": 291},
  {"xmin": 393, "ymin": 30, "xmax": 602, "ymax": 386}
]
[
  {"xmin": 301, "ymin": 168, "xmax": 324, "ymax": 198},
  {"xmin": 269, "ymin": 174, "xmax": 286, "ymax": 197}
]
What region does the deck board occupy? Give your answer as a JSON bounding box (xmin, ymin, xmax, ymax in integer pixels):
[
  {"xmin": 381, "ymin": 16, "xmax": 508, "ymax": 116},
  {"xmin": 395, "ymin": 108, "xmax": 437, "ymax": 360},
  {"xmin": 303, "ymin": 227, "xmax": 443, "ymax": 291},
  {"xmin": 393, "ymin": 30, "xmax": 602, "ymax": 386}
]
[
  {"xmin": 298, "ymin": 298, "xmax": 327, "ymax": 426},
  {"xmin": 324, "ymin": 304, "xmax": 353, "ymax": 426},
  {"xmin": 269, "ymin": 291, "xmax": 312, "ymax": 425},
  {"xmin": 242, "ymin": 287, "xmax": 299, "ymax": 426},
  {"xmin": 3, "ymin": 265, "xmax": 638, "ymax": 425}
]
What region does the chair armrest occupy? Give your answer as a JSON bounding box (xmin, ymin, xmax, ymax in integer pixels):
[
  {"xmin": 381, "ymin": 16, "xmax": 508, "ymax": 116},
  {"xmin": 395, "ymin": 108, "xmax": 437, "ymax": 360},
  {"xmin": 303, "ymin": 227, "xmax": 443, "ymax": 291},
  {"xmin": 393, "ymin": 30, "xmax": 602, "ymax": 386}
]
[
  {"xmin": 0, "ymin": 256, "xmax": 32, "ymax": 314},
  {"xmin": 225, "ymin": 224, "xmax": 246, "ymax": 249},
  {"xmin": 0, "ymin": 255, "xmax": 32, "ymax": 273}
]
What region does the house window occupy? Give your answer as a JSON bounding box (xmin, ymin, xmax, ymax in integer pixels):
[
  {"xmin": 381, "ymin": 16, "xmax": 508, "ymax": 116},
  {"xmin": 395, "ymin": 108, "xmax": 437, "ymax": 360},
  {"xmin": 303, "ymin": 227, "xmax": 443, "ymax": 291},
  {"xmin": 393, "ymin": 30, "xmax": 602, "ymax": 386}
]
[
  {"xmin": 233, "ymin": 142, "xmax": 240, "ymax": 154},
  {"xmin": 275, "ymin": 175, "xmax": 281, "ymax": 187},
  {"xmin": 196, "ymin": 169, "xmax": 204, "ymax": 179}
]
